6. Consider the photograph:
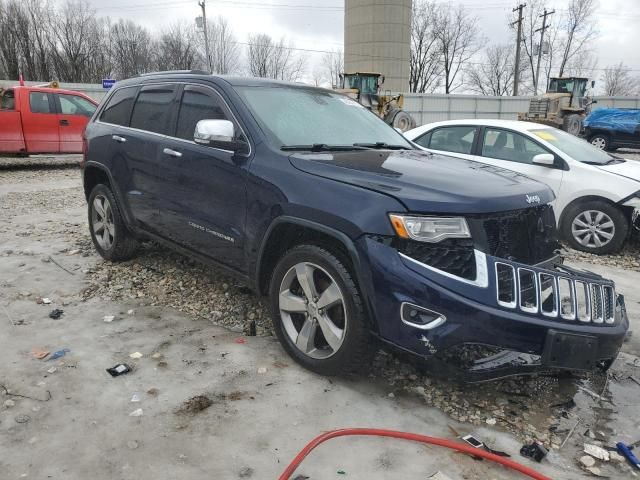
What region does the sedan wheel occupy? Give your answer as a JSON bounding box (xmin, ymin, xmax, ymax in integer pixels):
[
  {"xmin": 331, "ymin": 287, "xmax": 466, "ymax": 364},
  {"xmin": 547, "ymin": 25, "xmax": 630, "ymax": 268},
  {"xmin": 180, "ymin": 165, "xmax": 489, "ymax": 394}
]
[
  {"xmin": 278, "ymin": 262, "xmax": 347, "ymax": 360},
  {"xmin": 571, "ymin": 210, "xmax": 615, "ymax": 249},
  {"xmin": 91, "ymin": 194, "xmax": 115, "ymax": 250},
  {"xmin": 590, "ymin": 136, "xmax": 608, "ymax": 150}
]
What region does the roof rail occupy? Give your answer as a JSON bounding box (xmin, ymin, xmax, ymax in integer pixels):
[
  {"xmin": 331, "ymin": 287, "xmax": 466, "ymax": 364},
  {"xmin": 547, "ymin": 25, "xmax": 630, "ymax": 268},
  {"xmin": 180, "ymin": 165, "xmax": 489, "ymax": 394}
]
[{"xmin": 137, "ymin": 70, "xmax": 210, "ymax": 77}]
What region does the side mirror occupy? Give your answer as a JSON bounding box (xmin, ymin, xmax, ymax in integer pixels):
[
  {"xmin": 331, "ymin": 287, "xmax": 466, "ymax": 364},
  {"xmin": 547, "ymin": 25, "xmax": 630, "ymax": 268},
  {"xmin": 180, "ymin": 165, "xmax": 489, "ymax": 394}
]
[
  {"xmin": 532, "ymin": 153, "xmax": 555, "ymax": 166},
  {"xmin": 194, "ymin": 119, "xmax": 245, "ymax": 152}
]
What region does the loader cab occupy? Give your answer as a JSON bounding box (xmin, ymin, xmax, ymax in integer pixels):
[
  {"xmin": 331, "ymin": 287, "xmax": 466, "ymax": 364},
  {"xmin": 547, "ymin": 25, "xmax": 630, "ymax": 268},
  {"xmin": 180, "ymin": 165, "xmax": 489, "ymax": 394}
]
[
  {"xmin": 340, "ymin": 73, "xmax": 383, "ymax": 96},
  {"xmin": 547, "ymin": 77, "xmax": 589, "ymax": 109}
]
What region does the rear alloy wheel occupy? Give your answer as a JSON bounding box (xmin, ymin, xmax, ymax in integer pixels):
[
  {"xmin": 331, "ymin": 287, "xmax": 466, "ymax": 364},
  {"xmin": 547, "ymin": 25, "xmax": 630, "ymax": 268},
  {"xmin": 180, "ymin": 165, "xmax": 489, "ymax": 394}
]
[
  {"xmin": 269, "ymin": 244, "xmax": 374, "ymax": 375},
  {"xmin": 590, "ymin": 134, "xmax": 610, "ymax": 151},
  {"xmin": 562, "ymin": 200, "xmax": 628, "ymax": 254}
]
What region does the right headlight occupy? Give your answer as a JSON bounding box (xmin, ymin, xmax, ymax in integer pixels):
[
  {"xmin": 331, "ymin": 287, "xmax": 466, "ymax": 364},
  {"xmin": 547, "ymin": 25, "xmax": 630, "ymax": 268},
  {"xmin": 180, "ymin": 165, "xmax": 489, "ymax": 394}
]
[
  {"xmin": 622, "ymin": 192, "xmax": 640, "ymax": 209},
  {"xmin": 389, "ymin": 214, "xmax": 471, "ymax": 243}
]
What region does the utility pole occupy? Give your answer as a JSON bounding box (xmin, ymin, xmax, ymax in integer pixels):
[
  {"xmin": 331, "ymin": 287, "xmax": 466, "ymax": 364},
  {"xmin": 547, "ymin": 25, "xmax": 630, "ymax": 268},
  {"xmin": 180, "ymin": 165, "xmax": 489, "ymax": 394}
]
[
  {"xmin": 198, "ymin": 0, "xmax": 212, "ymax": 72},
  {"xmin": 534, "ymin": 8, "xmax": 554, "ymax": 95},
  {"xmin": 511, "ymin": 3, "xmax": 526, "ymax": 96}
]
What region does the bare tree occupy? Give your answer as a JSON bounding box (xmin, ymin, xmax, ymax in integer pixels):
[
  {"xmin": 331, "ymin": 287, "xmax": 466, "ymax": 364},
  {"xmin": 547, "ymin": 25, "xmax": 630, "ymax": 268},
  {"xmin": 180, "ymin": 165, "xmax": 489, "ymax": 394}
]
[
  {"xmin": 154, "ymin": 22, "xmax": 199, "ymax": 71},
  {"xmin": 247, "ymin": 33, "xmax": 305, "ymax": 82},
  {"xmin": 467, "ymin": 44, "xmax": 518, "ymax": 96},
  {"xmin": 432, "ymin": 4, "xmax": 480, "ymax": 93},
  {"xmin": 409, "ymin": 0, "xmax": 441, "ymax": 93},
  {"xmin": 563, "ymin": 49, "xmax": 598, "ymax": 78},
  {"xmin": 557, "ymin": 0, "xmax": 597, "ymax": 77},
  {"xmin": 601, "ymin": 62, "xmax": 640, "ymax": 96},
  {"xmin": 320, "ymin": 49, "xmax": 343, "ymax": 88},
  {"xmin": 206, "ymin": 16, "xmax": 240, "ymax": 74},
  {"xmin": 109, "ymin": 19, "xmax": 153, "ymax": 78}
]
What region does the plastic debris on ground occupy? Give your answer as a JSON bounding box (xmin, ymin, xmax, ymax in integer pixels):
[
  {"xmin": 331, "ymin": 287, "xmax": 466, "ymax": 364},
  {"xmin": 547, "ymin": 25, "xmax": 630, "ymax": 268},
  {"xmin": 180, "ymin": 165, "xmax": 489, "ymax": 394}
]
[
  {"xmin": 131, "ymin": 393, "xmax": 141, "ymax": 403},
  {"xmin": 520, "ymin": 441, "xmax": 548, "ymax": 462},
  {"xmin": 31, "ymin": 348, "xmax": 50, "ymax": 360},
  {"xmin": 4, "ymin": 399, "xmax": 16, "ymax": 408},
  {"xmin": 106, "ymin": 363, "xmax": 131, "ymax": 377},
  {"xmin": 584, "ymin": 443, "xmax": 610, "ymax": 461},
  {"xmin": 46, "ymin": 367, "xmax": 57, "ymax": 374},
  {"xmin": 48, "ymin": 309, "xmax": 64, "ymax": 319},
  {"xmin": 103, "ymin": 315, "xmax": 115, "ymax": 323},
  {"xmin": 37, "ymin": 298, "xmax": 52, "ymax": 305},
  {"xmin": 47, "ymin": 348, "xmax": 70, "ymax": 361},
  {"xmin": 129, "ymin": 408, "xmax": 143, "ymax": 417},
  {"xmin": 129, "ymin": 352, "xmax": 143, "ymax": 359},
  {"xmin": 257, "ymin": 367, "xmax": 267, "ymax": 374},
  {"xmin": 429, "ymin": 472, "xmax": 454, "ymax": 480},
  {"xmin": 234, "ymin": 337, "xmax": 247, "ymax": 344},
  {"xmin": 15, "ymin": 414, "xmax": 30, "ymax": 424}
]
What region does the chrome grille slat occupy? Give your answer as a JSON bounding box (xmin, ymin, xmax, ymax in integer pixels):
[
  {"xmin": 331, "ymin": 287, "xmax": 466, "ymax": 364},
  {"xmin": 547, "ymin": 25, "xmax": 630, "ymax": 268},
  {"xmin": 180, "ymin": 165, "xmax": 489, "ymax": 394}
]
[{"xmin": 494, "ymin": 264, "xmax": 615, "ymax": 325}]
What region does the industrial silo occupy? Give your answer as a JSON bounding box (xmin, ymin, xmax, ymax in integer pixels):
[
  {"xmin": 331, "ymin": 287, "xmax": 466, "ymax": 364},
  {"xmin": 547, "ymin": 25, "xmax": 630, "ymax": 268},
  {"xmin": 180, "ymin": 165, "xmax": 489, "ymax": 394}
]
[{"xmin": 344, "ymin": 0, "xmax": 412, "ymax": 93}]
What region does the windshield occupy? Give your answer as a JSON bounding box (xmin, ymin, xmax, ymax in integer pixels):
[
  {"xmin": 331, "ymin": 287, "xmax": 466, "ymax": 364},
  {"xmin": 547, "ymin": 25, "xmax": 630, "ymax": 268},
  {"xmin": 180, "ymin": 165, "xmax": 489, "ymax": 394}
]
[
  {"xmin": 236, "ymin": 86, "xmax": 412, "ymax": 148},
  {"xmin": 530, "ymin": 128, "xmax": 614, "ymax": 165}
]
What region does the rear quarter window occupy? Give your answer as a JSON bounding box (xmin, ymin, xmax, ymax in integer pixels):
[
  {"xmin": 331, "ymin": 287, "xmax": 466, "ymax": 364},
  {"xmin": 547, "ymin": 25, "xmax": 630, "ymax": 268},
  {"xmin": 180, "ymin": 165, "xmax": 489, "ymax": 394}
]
[{"xmin": 100, "ymin": 86, "xmax": 138, "ymax": 126}]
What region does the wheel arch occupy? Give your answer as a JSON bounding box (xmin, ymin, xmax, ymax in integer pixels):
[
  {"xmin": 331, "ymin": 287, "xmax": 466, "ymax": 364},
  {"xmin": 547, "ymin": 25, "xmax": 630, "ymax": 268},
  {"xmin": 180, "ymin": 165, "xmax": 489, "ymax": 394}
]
[
  {"xmin": 255, "ymin": 216, "xmax": 378, "ymax": 331},
  {"xmin": 83, "ymin": 161, "xmax": 136, "ymax": 228},
  {"xmin": 558, "ymin": 195, "xmax": 632, "ymax": 230}
]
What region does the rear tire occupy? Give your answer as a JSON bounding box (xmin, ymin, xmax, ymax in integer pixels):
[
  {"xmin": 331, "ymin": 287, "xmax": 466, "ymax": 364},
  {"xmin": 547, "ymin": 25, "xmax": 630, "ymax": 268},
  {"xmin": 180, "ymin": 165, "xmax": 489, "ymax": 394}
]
[
  {"xmin": 88, "ymin": 184, "xmax": 139, "ymax": 261},
  {"xmin": 561, "ymin": 199, "xmax": 628, "ymax": 254},
  {"xmin": 563, "ymin": 114, "xmax": 583, "ymax": 136},
  {"xmin": 268, "ymin": 244, "xmax": 374, "ymax": 376},
  {"xmin": 589, "ymin": 133, "xmax": 611, "ymax": 151}
]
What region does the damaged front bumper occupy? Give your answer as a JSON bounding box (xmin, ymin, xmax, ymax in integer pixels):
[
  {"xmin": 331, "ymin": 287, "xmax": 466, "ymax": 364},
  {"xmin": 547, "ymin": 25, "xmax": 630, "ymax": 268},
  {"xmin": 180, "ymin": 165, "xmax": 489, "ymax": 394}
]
[{"xmin": 360, "ymin": 237, "xmax": 629, "ymax": 381}]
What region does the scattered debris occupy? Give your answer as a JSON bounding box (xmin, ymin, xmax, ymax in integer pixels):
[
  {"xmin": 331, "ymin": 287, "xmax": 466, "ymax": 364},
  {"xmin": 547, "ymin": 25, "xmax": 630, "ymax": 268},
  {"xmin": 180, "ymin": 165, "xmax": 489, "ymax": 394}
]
[
  {"xmin": 147, "ymin": 388, "xmax": 159, "ymax": 396},
  {"xmin": 157, "ymin": 361, "xmax": 168, "ymax": 368},
  {"xmin": 127, "ymin": 440, "xmax": 139, "ymax": 449},
  {"xmin": 337, "ymin": 470, "xmax": 346, "ymax": 475},
  {"xmin": 176, "ymin": 395, "xmax": 213, "ymax": 414},
  {"xmin": 68, "ymin": 249, "xmax": 80, "ymax": 255},
  {"xmin": 15, "ymin": 414, "xmax": 30, "ymax": 424},
  {"xmin": 3, "ymin": 399, "xmax": 16, "ymax": 408},
  {"xmin": 131, "ymin": 393, "xmax": 141, "ymax": 403},
  {"xmin": 127, "ymin": 309, "xmax": 135, "ymax": 315},
  {"xmin": 585, "ymin": 466, "xmax": 605, "ymax": 477},
  {"xmin": 560, "ymin": 417, "xmax": 581, "ymax": 449},
  {"xmin": 239, "ymin": 466, "xmax": 254, "ymax": 477},
  {"xmin": 103, "ymin": 315, "xmax": 115, "ymax": 323},
  {"xmin": 485, "ymin": 417, "xmax": 497, "ymax": 425},
  {"xmin": 257, "ymin": 367, "xmax": 267, "ymax": 374},
  {"xmin": 48, "ymin": 308, "xmax": 64, "ymax": 319},
  {"xmin": 32, "ymin": 348, "xmax": 50, "ymax": 360},
  {"xmin": 580, "ymin": 455, "xmax": 596, "ymax": 468},
  {"xmin": 551, "ymin": 398, "xmax": 576, "ymax": 410},
  {"xmin": 234, "ymin": 337, "xmax": 247, "ymax": 344},
  {"xmin": 106, "ymin": 364, "xmax": 131, "ymax": 377},
  {"xmin": 46, "ymin": 367, "xmax": 57, "ymax": 374},
  {"xmin": 1, "ymin": 384, "xmax": 52, "ymax": 402},
  {"xmin": 428, "ymin": 473, "xmax": 454, "ymax": 480},
  {"xmin": 151, "ymin": 352, "xmax": 163, "ymax": 359},
  {"xmin": 629, "ymin": 375, "xmax": 640, "ymax": 388},
  {"xmin": 584, "ymin": 443, "xmax": 610, "ymax": 461},
  {"xmin": 129, "ymin": 352, "xmax": 143, "ymax": 359},
  {"xmin": 39, "ymin": 298, "xmax": 52, "ymax": 305},
  {"xmin": 578, "ymin": 386, "xmax": 608, "ymax": 402},
  {"xmin": 291, "ymin": 476, "xmax": 310, "ymax": 480},
  {"xmin": 520, "ymin": 442, "xmax": 548, "ymax": 462},
  {"xmin": 47, "ymin": 348, "xmax": 70, "ymax": 361},
  {"xmin": 129, "ymin": 408, "xmax": 143, "ymax": 417}
]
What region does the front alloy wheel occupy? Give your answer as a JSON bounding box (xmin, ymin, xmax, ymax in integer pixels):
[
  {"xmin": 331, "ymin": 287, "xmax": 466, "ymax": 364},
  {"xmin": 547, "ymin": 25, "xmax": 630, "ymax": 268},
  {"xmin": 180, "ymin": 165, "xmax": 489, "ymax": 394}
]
[
  {"xmin": 279, "ymin": 262, "xmax": 347, "ymax": 359},
  {"xmin": 571, "ymin": 210, "xmax": 615, "ymax": 249}
]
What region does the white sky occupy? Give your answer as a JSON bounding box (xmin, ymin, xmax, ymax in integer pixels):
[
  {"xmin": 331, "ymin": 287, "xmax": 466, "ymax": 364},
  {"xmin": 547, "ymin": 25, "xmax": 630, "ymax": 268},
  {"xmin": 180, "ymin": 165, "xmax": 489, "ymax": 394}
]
[{"xmin": 86, "ymin": 0, "xmax": 640, "ymax": 86}]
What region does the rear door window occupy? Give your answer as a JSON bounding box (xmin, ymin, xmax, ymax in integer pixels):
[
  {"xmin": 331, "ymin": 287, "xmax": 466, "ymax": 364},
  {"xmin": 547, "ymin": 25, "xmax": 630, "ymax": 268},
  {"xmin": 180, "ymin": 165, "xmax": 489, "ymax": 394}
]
[
  {"xmin": 130, "ymin": 85, "xmax": 177, "ymax": 135},
  {"xmin": 1, "ymin": 89, "xmax": 15, "ymax": 110},
  {"xmin": 29, "ymin": 92, "xmax": 54, "ymax": 114},
  {"xmin": 428, "ymin": 126, "xmax": 477, "ymax": 154},
  {"xmin": 100, "ymin": 86, "xmax": 138, "ymax": 126},
  {"xmin": 57, "ymin": 94, "xmax": 96, "ymax": 117},
  {"xmin": 175, "ymin": 86, "xmax": 229, "ymax": 141}
]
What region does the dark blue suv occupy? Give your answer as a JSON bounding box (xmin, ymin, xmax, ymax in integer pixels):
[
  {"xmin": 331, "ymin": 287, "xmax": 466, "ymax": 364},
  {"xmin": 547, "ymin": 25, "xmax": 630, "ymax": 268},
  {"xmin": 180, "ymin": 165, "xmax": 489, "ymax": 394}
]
[{"xmin": 82, "ymin": 71, "xmax": 628, "ymax": 378}]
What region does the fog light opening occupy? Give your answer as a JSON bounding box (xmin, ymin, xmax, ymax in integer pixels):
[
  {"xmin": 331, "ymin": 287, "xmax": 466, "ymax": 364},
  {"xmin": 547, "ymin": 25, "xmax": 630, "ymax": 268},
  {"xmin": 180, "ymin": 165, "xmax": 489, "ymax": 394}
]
[{"xmin": 401, "ymin": 302, "xmax": 446, "ymax": 330}]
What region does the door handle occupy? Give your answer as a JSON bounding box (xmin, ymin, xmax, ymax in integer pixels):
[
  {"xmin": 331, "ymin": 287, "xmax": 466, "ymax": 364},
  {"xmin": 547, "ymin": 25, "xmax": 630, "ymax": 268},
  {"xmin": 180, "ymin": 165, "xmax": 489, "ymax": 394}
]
[
  {"xmin": 112, "ymin": 135, "xmax": 127, "ymax": 143},
  {"xmin": 59, "ymin": 119, "xmax": 69, "ymax": 126},
  {"xmin": 163, "ymin": 148, "xmax": 182, "ymax": 158}
]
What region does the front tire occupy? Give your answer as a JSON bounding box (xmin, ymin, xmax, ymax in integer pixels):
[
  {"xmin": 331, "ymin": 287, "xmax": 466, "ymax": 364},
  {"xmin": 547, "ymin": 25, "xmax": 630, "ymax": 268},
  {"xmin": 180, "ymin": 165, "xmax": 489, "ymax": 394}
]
[
  {"xmin": 561, "ymin": 200, "xmax": 628, "ymax": 254},
  {"xmin": 88, "ymin": 184, "xmax": 139, "ymax": 261},
  {"xmin": 589, "ymin": 133, "xmax": 611, "ymax": 151},
  {"xmin": 563, "ymin": 114, "xmax": 583, "ymax": 136},
  {"xmin": 268, "ymin": 244, "xmax": 374, "ymax": 376}
]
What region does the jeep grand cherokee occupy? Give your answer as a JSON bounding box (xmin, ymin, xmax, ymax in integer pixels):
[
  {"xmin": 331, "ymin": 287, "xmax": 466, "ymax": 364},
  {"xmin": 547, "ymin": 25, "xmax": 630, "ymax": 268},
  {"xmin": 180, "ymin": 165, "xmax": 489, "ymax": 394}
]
[{"xmin": 81, "ymin": 72, "xmax": 628, "ymax": 378}]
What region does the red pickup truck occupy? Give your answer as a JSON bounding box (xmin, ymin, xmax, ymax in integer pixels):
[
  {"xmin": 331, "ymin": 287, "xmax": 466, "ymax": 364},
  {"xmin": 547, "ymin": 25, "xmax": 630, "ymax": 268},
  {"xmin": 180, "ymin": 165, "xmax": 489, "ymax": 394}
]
[{"xmin": 0, "ymin": 85, "xmax": 98, "ymax": 155}]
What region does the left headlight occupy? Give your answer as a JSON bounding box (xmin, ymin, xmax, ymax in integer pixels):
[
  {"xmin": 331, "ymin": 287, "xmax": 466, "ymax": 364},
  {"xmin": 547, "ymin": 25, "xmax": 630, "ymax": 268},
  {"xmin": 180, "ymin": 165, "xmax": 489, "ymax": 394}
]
[{"xmin": 389, "ymin": 214, "xmax": 471, "ymax": 243}]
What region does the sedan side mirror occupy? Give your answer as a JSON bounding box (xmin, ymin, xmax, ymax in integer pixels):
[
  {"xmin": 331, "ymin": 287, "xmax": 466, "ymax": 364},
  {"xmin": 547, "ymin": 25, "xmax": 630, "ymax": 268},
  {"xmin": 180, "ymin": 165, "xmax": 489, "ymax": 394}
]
[
  {"xmin": 532, "ymin": 153, "xmax": 555, "ymax": 166},
  {"xmin": 194, "ymin": 119, "xmax": 246, "ymax": 152}
]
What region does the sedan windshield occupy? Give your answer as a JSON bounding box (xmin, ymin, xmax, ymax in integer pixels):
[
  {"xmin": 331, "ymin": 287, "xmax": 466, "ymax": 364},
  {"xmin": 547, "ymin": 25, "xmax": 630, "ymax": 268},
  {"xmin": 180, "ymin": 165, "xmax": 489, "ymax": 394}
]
[
  {"xmin": 236, "ymin": 86, "xmax": 413, "ymax": 149},
  {"xmin": 530, "ymin": 128, "xmax": 615, "ymax": 165}
]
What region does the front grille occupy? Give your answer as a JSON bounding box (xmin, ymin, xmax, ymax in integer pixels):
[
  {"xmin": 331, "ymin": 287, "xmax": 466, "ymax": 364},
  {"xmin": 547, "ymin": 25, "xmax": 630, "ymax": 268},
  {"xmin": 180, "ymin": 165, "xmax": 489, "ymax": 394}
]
[
  {"xmin": 495, "ymin": 262, "xmax": 616, "ymax": 324},
  {"xmin": 470, "ymin": 206, "xmax": 558, "ymax": 265},
  {"xmin": 528, "ymin": 99, "xmax": 549, "ymax": 116},
  {"xmin": 398, "ymin": 238, "xmax": 476, "ymax": 280}
]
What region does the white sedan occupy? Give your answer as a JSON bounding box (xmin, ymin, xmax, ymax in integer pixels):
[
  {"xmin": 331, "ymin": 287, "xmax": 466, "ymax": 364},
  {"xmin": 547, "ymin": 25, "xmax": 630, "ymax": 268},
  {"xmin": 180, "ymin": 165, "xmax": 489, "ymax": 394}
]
[{"xmin": 404, "ymin": 119, "xmax": 640, "ymax": 254}]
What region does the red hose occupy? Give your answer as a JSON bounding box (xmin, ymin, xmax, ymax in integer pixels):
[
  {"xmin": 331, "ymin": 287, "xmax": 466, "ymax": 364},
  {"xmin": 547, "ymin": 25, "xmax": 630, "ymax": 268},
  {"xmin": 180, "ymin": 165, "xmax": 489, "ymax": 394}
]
[{"xmin": 278, "ymin": 428, "xmax": 551, "ymax": 480}]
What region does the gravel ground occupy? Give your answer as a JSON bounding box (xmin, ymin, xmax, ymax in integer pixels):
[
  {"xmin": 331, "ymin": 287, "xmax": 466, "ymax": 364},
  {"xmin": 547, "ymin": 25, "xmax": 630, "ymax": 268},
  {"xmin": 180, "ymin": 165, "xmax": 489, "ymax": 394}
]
[{"xmin": 2, "ymin": 163, "xmax": 640, "ymax": 478}]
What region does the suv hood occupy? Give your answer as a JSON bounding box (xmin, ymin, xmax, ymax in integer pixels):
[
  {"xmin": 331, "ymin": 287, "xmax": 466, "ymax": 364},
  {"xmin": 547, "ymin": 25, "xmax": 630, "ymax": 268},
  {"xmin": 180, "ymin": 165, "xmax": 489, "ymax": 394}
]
[{"xmin": 289, "ymin": 150, "xmax": 554, "ymax": 214}]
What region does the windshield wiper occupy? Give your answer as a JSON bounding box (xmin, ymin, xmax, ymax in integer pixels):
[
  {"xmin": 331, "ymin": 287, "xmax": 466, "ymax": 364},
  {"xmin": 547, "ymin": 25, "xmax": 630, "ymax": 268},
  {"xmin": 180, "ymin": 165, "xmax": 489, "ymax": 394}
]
[
  {"xmin": 352, "ymin": 142, "xmax": 411, "ymax": 150},
  {"xmin": 281, "ymin": 144, "xmax": 369, "ymax": 152}
]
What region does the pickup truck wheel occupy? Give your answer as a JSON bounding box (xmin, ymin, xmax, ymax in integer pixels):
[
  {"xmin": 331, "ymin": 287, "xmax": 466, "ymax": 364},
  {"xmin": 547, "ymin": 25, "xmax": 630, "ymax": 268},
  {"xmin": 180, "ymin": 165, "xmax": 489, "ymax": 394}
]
[
  {"xmin": 269, "ymin": 244, "xmax": 374, "ymax": 376},
  {"xmin": 88, "ymin": 184, "xmax": 138, "ymax": 261},
  {"xmin": 562, "ymin": 200, "xmax": 628, "ymax": 254}
]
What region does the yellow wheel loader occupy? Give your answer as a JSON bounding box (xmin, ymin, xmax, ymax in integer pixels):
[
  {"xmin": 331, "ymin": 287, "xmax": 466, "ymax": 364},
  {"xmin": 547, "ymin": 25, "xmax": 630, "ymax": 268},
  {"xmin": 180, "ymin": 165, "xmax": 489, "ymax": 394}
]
[
  {"xmin": 336, "ymin": 72, "xmax": 416, "ymax": 132},
  {"xmin": 519, "ymin": 77, "xmax": 596, "ymax": 136}
]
